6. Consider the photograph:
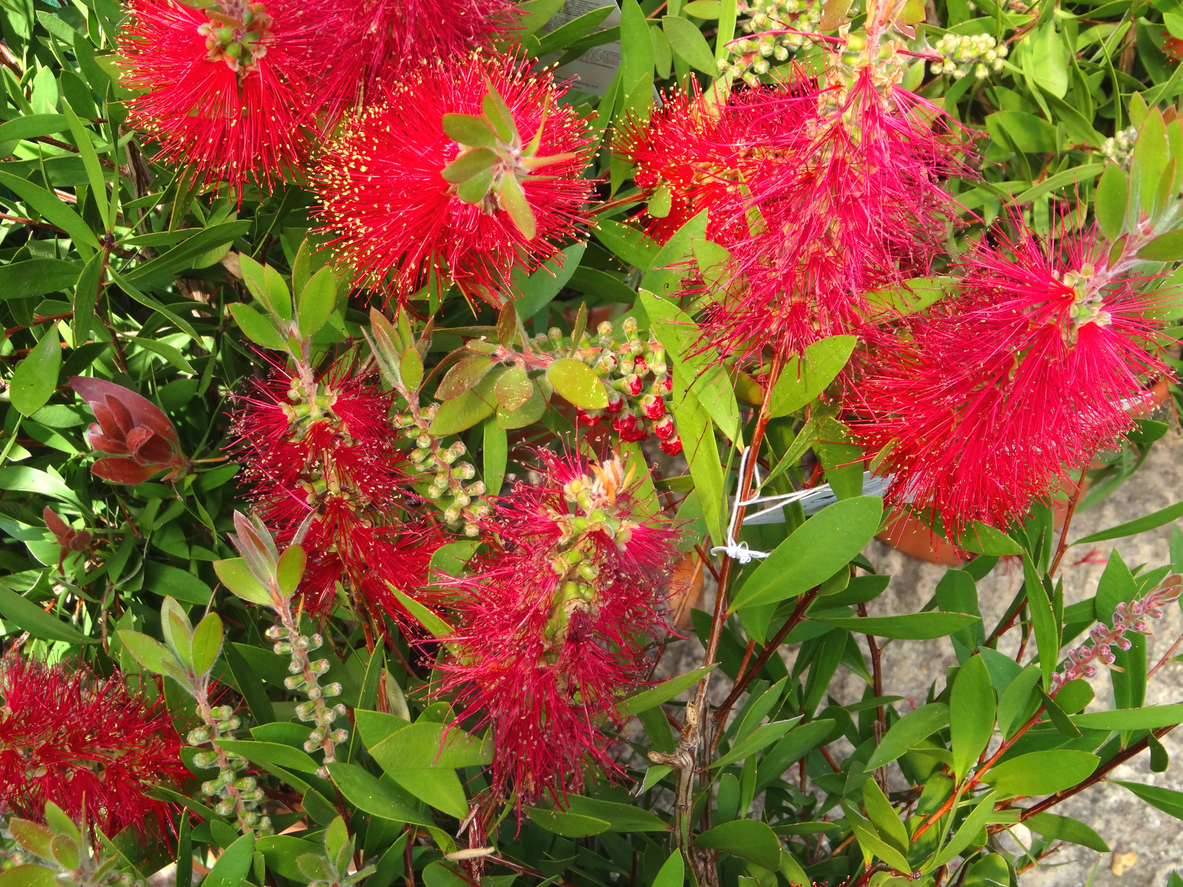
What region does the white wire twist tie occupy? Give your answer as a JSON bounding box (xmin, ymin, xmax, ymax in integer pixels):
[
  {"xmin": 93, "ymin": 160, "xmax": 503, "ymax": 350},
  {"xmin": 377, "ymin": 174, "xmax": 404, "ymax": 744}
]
[{"xmin": 710, "ymin": 446, "xmax": 841, "ymax": 564}]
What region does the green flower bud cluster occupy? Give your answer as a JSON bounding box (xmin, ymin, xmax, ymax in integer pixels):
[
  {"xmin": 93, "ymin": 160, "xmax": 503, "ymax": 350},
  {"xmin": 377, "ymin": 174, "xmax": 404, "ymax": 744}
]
[
  {"xmin": 265, "ymin": 624, "xmax": 349, "ymax": 778},
  {"xmin": 538, "ymin": 457, "xmax": 642, "ymax": 653},
  {"xmin": 1100, "ymin": 126, "xmax": 1138, "ymax": 168},
  {"xmin": 398, "ymin": 408, "xmax": 490, "ymax": 535},
  {"xmin": 930, "ymin": 33, "xmax": 1007, "ymax": 80},
  {"xmin": 720, "ymin": 0, "xmax": 825, "ymax": 86},
  {"xmin": 198, "ymin": 2, "xmax": 271, "ymax": 76},
  {"xmin": 187, "ymin": 702, "xmax": 272, "ymax": 834}
]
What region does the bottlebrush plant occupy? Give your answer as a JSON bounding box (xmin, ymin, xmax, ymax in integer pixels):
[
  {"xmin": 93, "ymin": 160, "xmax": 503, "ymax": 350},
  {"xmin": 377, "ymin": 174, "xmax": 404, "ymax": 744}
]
[{"xmin": 6, "ymin": 0, "xmax": 1183, "ymax": 886}]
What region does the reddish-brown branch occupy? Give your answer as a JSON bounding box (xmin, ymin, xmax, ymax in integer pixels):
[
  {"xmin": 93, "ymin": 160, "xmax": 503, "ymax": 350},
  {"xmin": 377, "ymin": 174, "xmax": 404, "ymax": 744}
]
[{"xmin": 1049, "ymin": 467, "xmax": 1090, "ymax": 575}]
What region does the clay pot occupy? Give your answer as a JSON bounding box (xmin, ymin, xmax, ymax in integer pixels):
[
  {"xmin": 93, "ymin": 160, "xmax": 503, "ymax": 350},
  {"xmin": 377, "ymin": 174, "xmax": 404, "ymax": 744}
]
[{"xmin": 877, "ymin": 376, "xmax": 1172, "ymax": 565}]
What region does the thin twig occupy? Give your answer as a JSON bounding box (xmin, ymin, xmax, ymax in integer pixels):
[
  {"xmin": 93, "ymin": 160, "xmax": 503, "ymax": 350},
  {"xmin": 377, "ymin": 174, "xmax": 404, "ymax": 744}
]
[{"xmin": 1049, "ymin": 467, "xmax": 1090, "ymax": 575}]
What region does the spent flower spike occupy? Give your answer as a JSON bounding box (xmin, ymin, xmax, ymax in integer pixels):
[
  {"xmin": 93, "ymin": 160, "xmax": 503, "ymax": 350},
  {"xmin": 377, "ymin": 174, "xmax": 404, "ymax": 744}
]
[
  {"xmin": 71, "ymin": 377, "xmax": 190, "ymax": 485},
  {"xmin": 1052, "ymin": 575, "xmax": 1182, "ymax": 692}
]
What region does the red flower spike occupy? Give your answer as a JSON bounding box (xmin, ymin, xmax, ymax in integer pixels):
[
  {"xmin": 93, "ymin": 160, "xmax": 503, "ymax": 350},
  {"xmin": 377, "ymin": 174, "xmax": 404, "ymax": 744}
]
[
  {"xmin": 70, "ymin": 377, "xmax": 189, "ymax": 484},
  {"xmin": 659, "ymin": 434, "xmax": 683, "ymax": 456},
  {"xmin": 314, "ymin": 54, "xmax": 596, "ymax": 306},
  {"xmin": 436, "ymin": 451, "xmax": 681, "ymax": 808},
  {"xmin": 230, "ymin": 364, "xmax": 439, "ymax": 618},
  {"xmin": 305, "ymin": 0, "xmax": 519, "ymax": 120},
  {"xmin": 0, "ymin": 655, "xmax": 187, "ymax": 838},
  {"xmin": 682, "ymin": 69, "xmax": 970, "ymax": 362},
  {"xmin": 118, "ymin": 0, "xmax": 321, "ymax": 199},
  {"xmin": 851, "ymin": 218, "xmax": 1171, "ymax": 530},
  {"xmin": 614, "ymin": 83, "xmax": 800, "ymax": 245}
]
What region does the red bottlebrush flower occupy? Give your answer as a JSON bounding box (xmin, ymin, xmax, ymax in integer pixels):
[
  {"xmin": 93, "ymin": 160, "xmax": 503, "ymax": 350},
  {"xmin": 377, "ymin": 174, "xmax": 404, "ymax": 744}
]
[
  {"xmin": 230, "ymin": 364, "xmax": 437, "ymax": 617},
  {"xmin": 436, "ymin": 451, "xmax": 681, "ymax": 806},
  {"xmin": 659, "ymin": 434, "xmax": 683, "ymax": 456},
  {"xmin": 0, "ymin": 655, "xmax": 187, "ymax": 838},
  {"xmin": 614, "ymin": 84, "xmax": 800, "ymax": 244},
  {"xmin": 118, "ymin": 0, "xmax": 320, "ymax": 198},
  {"xmin": 695, "ymin": 69, "xmax": 970, "ymax": 362},
  {"xmin": 70, "ymin": 376, "xmax": 189, "ymax": 485},
  {"xmin": 306, "ymin": 0, "xmax": 518, "ymax": 118},
  {"xmin": 314, "ymin": 53, "xmax": 596, "ymax": 306},
  {"xmin": 851, "ymin": 218, "xmax": 1171, "ymax": 530},
  {"xmin": 1165, "ymin": 33, "xmax": 1183, "ymax": 63}
]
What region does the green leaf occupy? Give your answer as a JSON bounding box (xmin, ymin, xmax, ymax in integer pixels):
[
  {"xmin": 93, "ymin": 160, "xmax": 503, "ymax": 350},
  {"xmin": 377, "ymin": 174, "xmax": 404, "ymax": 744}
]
[
  {"xmin": 711, "ymin": 719, "xmax": 800, "ymax": 769},
  {"xmin": 498, "ymin": 174, "xmax": 536, "ymax": 239},
  {"xmin": 564, "ymin": 796, "xmax": 670, "ymax": 832},
  {"xmin": 1094, "ymin": 163, "xmax": 1128, "ymax": 241},
  {"xmin": 494, "ymin": 364, "xmax": 534, "ymax": 411},
  {"xmin": 950, "ymin": 654, "xmax": 995, "ymax": 783},
  {"xmin": 216, "ymin": 740, "xmax": 319, "ymax": 774},
  {"xmin": 514, "ymin": 0, "xmax": 566, "ymax": 37},
  {"xmin": 1023, "ymin": 555, "xmax": 1058, "ymax": 688},
  {"xmin": 276, "ymin": 545, "xmax": 305, "ymax": 599},
  {"xmin": 387, "ymin": 585, "xmax": 452, "ymax": 638},
  {"xmin": 0, "ymin": 866, "xmax": 59, "ymax": 887},
  {"xmin": 652, "ymin": 851, "xmax": 684, "ymax": 887},
  {"xmin": 0, "ymin": 583, "xmax": 89, "ymax": 644},
  {"xmin": 229, "ymin": 303, "xmax": 286, "ymax": 351},
  {"xmin": 0, "ymin": 114, "xmax": 68, "ymax": 141},
  {"xmin": 0, "ymin": 259, "xmax": 82, "ymax": 299},
  {"xmin": 1070, "ymin": 704, "xmax": 1183, "ymax": 731},
  {"xmin": 326, "ymin": 763, "xmax": 433, "ymax": 827},
  {"xmin": 1024, "ymin": 812, "xmax": 1110, "ymax": 852},
  {"xmin": 866, "ymin": 703, "xmax": 949, "ymax": 769},
  {"xmin": 547, "ymin": 357, "xmax": 609, "ymax": 409},
  {"xmin": 0, "ymin": 170, "xmax": 99, "ymax": 250},
  {"xmin": 730, "ymin": 497, "xmax": 883, "ymax": 613},
  {"xmin": 694, "ymin": 820, "xmax": 782, "ymax": 870},
  {"xmin": 808, "ymin": 612, "xmax": 979, "ymax": 639},
  {"xmin": 442, "ymin": 147, "xmax": 499, "ymax": 184},
  {"xmin": 930, "ymin": 791, "xmax": 999, "ymax": 869},
  {"xmin": 956, "ymin": 522, "xmax": 1023, "ymax": 556},
  {"xmin": 527, "ymin": 809, "xmax": 611, "ymax": 838},
  {"xmin": 62, "ymin": 101, "xmax": 108, "ymax": 230},
  {"xmin": 845, "ymin": 807, "xmax": 911, "ymax": 874},
  {"xmin": 987, "ymin": 110, "xmax": 1057, "ymax": 153},
  {"xmin": 202, "ymin": 834, "xmax": 255, "ymax": 887},
  {"xmin": 1076, "ymin": 501, "xmax": 1183, "ymax": 547},
  {"xmin": 1132, "ymin": 110, "xmax": 1169, "ymax": 218},
  {"xmin": 862, "ymin": 778, "xmax": 908, "ymax": 854},
  {"xmin": 662, "ymin": 16, "xmax": 716, "ymax": 73},
  {"xmin": 715, "ymin": 0, "xmax": 737, "ymax": 60},
  {"xmin": 364, "ymin": 720, "xmax": 492, "ymax": 771},
  {"xmin": 1138, "ymin": 231, "xmax": 1183, "ymax": 262},
  {"xmin": 212, "ymin": 558, "xmax": 274, "ymax": 606},
  {"xmin": 621, "ymin": 0, "xmax": 655, "ymax": 97},
  {"xmin": 117, "ymin": 629, "xmax": 173, "ymax": 675},
  {"xmin": 384, "ymin": 767, "xmax": 468, "ymax": 819},
  {"xmin": 595, "ymin": 218, "xmax": 661, "ymax": 270},
  {"xmin": 9, "ymin": 819, "xmax": 54, "ymax": 859},
  {"xmin": 442, "ymin": 113, "xmax": 497, "ymax": 148},
  {"xmin": 400, "ymin": 348, "xmax": 424, "ymax": 393},
  {"xmin": 10, "ymin": 327, "xmax": 61, "ymax": 416},
  {"xmin": 982, "ymin": 750, "xmax": 1098, "ymax": 797},
  {"xmin": 1026, "ymin": 22, "xmax": 1068, "ymax": 98},
  {"xmin": 768, "ymin": 336, "xmax": 858, "ymax": 417},
  {"xmin": 1113, "ymin": 780, "xmax": 1183, "ymax": 819},
  {"xmin": 996, "ymin": 664, "xmax": 1040, "ymax": 739},
  {"xmin": 298, "ymin": 267, "xmax": 336, "ymax": 339},
  {"xmin": 620, "ymin": 664, "xmax": 716, "ymax": 714},
  {"xmin": 190, "ymin": 612, "xmax": 223, "ymax": 677},
  {"xmin": 429, "ymin": 387, "xmax": 495, "ymax": 435}
]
